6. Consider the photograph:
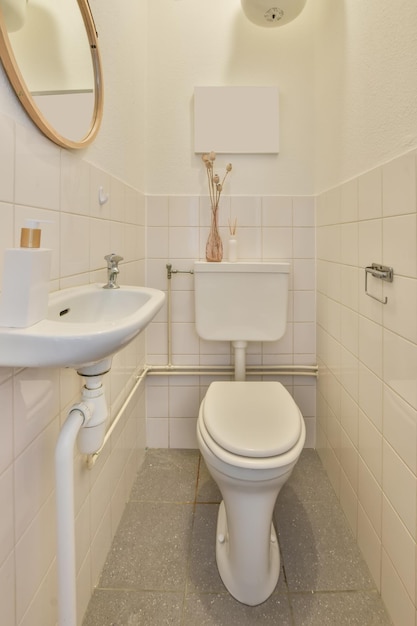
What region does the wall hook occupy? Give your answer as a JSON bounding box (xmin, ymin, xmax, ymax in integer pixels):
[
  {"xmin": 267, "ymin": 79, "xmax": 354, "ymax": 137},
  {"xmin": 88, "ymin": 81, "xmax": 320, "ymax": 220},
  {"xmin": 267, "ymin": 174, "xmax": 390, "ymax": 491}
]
[{"xmin": 98, "ymin": 186, "xmax": 109, "ymax": 205}]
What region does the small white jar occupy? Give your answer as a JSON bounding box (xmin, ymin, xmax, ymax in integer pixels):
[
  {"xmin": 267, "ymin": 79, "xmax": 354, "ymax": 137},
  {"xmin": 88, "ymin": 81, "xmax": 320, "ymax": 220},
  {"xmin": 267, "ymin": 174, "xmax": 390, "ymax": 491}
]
[{"xmin": 228, "ymin": 237, "xmax": 238, "ymax": 262}]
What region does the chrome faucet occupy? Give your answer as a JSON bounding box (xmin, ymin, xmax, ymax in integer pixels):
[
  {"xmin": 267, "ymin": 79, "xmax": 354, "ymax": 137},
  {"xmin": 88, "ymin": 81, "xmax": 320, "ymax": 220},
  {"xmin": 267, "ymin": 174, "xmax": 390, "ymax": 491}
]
[{"xmin": 103, "ymin": 253, "xmax": 123, "ymax": 289}]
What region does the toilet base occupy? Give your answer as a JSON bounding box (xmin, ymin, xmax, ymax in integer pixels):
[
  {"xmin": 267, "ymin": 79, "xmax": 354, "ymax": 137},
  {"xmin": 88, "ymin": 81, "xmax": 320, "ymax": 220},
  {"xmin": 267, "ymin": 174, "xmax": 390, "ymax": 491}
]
[
  {"xmin": 196, "ymin": 388, "xmax": 306, "ymax": 607},
  {"xmin": 215, "ymin": 500, "xmax": 280, "ymax": 606}
]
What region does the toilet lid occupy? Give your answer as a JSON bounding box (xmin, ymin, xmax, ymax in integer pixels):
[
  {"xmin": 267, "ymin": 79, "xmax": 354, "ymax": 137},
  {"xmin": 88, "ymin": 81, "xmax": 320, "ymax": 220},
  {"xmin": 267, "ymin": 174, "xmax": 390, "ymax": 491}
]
[{"xmin": 202, "ymin": 381, "xmax": 302, "ymax": 458}]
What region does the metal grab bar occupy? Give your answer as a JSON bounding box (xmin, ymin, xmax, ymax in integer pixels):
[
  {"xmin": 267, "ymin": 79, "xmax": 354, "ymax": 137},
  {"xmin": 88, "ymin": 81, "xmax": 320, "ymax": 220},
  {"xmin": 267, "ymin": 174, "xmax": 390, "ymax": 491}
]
[{"xmin": 365, "ymin": 263, "xmax": 394, "ymax": 304}]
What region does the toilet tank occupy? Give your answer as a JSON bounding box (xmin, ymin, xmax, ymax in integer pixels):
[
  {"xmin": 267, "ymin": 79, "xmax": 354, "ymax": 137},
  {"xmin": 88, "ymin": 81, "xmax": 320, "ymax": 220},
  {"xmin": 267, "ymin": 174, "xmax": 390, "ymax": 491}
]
[{"xmin": 194, "ymin": 261, "xmax": 290, "ymax": 342}]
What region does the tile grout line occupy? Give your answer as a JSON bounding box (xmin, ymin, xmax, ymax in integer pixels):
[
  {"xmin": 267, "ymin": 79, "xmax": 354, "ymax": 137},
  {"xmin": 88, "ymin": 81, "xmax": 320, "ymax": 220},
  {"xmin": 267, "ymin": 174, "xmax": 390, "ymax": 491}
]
[{"xmin": 179, "ymin": 453, "xmax": 202, "ymax": 625}]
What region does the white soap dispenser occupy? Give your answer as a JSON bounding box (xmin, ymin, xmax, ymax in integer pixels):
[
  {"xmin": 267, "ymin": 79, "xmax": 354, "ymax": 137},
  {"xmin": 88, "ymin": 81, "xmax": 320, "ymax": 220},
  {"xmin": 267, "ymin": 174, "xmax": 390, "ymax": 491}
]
[{"xmin": 0, "ymin": 219, "xmax": 52, "ymax": 327}]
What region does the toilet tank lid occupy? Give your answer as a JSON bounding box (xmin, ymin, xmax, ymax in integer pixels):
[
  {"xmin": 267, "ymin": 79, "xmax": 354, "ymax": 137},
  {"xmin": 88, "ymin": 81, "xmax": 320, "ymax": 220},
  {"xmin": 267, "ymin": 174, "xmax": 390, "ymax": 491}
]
[
  {"xmin": 203, "ymin": 381, "xmax": 302, "ymax": 458},
  {"xmin": 194, "ymin": 261, "xmax": 290, "ymax": 273}
]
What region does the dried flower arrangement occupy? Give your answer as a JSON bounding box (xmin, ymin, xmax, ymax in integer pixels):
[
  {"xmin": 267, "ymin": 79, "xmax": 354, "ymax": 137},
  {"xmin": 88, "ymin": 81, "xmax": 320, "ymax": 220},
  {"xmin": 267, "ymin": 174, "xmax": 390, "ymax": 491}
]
[
  {"xmin": 202, "ymin": 151, "xmax": 232, "ymax": 262},
  {"xmin": 228, "ymin": 217, "xmax": 237, "ymax": 237}
]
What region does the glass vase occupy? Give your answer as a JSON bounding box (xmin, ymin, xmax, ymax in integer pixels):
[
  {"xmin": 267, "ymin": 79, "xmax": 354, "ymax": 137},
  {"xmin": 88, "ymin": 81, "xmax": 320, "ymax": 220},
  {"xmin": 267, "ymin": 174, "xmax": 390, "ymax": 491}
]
[{"xmin": 206, "ymin": 209, "xmax": 223, "ymax": 262}]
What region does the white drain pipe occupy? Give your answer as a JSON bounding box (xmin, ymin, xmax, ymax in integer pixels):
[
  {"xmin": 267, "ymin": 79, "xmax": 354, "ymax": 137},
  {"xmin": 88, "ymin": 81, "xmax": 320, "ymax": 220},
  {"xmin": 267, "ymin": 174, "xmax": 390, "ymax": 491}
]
[
  {"xmin": 55, "ymin": 375, "xmax": 108, "ymax": 626},
  {"xmin": 55, "ymin": 407, "xmax": 85, "ymax": 626}
]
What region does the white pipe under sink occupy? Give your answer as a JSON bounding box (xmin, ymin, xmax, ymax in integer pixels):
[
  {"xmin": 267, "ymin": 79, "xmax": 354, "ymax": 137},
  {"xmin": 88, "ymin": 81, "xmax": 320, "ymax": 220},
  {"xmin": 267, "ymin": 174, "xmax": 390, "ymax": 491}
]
[
  {"xmin": 55, "ymin": 407, "xmax": 85, "ymax": 626},
  {"xmin": 55, "ymin": 371, "xmax": 108, "ymax": 626}
]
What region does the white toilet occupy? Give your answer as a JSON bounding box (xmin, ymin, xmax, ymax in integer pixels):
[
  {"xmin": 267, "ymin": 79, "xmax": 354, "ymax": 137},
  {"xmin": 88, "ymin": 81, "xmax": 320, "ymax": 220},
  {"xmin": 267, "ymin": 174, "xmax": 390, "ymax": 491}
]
[{"xmin": 194, "ymin": 261, "xmax": 306, "ymax": 606}]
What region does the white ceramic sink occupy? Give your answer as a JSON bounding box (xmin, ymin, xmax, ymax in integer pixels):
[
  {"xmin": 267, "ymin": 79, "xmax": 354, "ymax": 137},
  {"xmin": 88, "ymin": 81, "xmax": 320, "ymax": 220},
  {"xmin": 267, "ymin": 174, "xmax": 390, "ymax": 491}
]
[{"xmin": 0, "ymin": 284, "xmax": 165, "ymax": 369}]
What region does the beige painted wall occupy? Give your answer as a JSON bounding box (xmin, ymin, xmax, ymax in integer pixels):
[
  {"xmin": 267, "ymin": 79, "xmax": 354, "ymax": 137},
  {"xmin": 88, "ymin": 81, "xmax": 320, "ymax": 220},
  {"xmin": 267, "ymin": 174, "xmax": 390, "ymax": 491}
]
[
  {"xmin": 2, "ymin": 0, "xmax": 416, "ymax": 195},
  {"xmin": 145, "ymin": 0, "xmax": 315, "ymax": 195},
  {"xmin": 0, "ymin": 0, "xmax": 148, "ymax": 190},
  {"xmin": 313, "ymin": 0, "xmax": 417, "ymax": 190}
]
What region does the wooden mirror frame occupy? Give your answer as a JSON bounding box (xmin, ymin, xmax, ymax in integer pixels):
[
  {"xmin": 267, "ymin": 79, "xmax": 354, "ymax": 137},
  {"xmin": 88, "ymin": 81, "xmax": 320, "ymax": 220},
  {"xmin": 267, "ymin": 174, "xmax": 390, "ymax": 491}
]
[{"xmin": 0, "ymin": 0, "xmax": 103, "ymax": 149}]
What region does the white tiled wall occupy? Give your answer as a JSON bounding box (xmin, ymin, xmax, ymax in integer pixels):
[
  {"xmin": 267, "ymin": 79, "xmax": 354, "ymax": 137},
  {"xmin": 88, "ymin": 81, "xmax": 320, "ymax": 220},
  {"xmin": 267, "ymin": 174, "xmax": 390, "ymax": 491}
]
[
  {"xmin": 7, "ymin": 110, "xmax": 414, "ymax": 626},
  {"xmin": 316, "ymin": 149, "xmax": 417, "ymax": 626},
  {"xmin": 146, "ymin": 193, "xmax": 317, "ymax": 449},
  {"xmin": 0, "ymin": 113, "xmax": 147, "ymax": 626}
]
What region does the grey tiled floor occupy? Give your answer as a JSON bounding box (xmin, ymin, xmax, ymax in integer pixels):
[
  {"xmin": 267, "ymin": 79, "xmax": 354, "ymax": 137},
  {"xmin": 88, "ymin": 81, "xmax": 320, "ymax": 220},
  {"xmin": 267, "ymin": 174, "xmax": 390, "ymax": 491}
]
[{"xmin": 83, "ymin": 449, "xmax": 392, "ymax": 626}]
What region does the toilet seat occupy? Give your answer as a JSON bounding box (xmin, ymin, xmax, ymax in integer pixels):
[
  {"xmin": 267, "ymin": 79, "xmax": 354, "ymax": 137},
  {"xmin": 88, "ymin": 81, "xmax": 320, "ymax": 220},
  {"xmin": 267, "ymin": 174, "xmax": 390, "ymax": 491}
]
[{"xmin": 199, "ymin": 381, "xmax": 304, "ymax": 470}]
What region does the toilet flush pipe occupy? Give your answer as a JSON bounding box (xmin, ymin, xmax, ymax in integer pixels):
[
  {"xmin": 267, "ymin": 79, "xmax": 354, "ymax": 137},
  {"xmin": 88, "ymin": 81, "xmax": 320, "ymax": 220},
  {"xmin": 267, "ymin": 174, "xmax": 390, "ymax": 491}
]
[{"xmin": 232, "ymin": 341, "xmax": 248, "ymax": 381}]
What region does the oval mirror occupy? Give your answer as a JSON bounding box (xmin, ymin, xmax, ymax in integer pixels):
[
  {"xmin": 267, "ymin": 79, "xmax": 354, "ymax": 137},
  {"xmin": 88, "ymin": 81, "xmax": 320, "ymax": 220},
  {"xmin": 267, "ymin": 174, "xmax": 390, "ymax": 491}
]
[{"xmin": 0, "ymin": 0, "xmax": 103, "ymax": 149}]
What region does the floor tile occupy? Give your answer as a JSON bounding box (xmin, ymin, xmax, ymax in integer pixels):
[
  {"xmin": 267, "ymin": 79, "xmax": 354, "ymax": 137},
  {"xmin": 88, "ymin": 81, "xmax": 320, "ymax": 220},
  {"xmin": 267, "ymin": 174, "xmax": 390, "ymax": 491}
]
[
  {"xmin": 278, "ymin": 448, "xmax": 339, "ymax": 504},
  {"xmin": 130, "ymin": 449, "xmax": 199, "ymax": 502},
  {"xmin": 276, "ymin": 498, "xmax": 374, "ymax": 592},
  {"xmin": 82, "ymin": 590, "xmax": 183, "ymax": 626},
  {"xmin": 183, "ymin": 592, "xmax": 293, "ymax": 625},
  {"xmin": 187, "ymin": 503, "xmax": 224, "ymax": 593},
  {"xmin": 290, "ymin": 590, "xmax": 392, "ymax": 625},
  {"xmin": 196, "ymin": 458, "xmax": 222, "ymax": 502},
  {"xmin": 82, "ymin": 448, "xmax": 393, "ymax": 626},
  {"xmin": 99, "ymin": 501, "xmax": 194, "ymax": 591}
]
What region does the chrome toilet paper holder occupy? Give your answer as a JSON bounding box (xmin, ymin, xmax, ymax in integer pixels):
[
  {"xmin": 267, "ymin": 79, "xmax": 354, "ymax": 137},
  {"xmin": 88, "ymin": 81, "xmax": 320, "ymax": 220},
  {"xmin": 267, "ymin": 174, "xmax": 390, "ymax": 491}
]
[{"xmin": 365, "ymin": 263, "xmax": 394, "ymax": 304}]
